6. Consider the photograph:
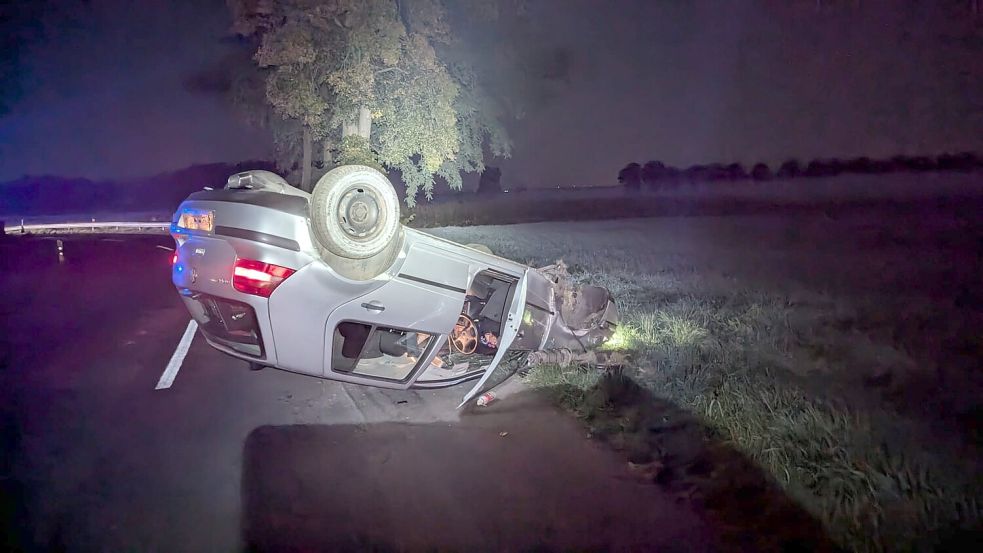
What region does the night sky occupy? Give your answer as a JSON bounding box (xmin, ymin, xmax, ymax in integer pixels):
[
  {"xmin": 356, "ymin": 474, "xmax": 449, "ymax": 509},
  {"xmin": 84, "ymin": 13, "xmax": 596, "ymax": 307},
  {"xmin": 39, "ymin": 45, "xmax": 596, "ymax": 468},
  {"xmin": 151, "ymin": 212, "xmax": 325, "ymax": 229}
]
[
  {"xmin": 2, "ymin": 0, "xmax": 981, "ymax": 188},
  {"xmin": 0, "ymin": 0, "xmax": 270, "ymax": 182}
]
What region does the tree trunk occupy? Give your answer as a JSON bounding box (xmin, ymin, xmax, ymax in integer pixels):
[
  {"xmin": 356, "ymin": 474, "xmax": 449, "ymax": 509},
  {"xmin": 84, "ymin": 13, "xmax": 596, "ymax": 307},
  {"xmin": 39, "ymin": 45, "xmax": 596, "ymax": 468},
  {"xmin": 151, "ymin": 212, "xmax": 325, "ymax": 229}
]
[
  {"xmin": 301, "ymin": 126, "xmax": 312, "ymax": 191},
  {"xmin": 357, "ymin": 106, "xmax": 371, "ymax": 139},
  {"xmin": 341, "ymin": 106, "xmax": 372, "ymax": 140},
  {"xmin": 322, "ymin": 140, "xmax": 333, "ymax": 169}
]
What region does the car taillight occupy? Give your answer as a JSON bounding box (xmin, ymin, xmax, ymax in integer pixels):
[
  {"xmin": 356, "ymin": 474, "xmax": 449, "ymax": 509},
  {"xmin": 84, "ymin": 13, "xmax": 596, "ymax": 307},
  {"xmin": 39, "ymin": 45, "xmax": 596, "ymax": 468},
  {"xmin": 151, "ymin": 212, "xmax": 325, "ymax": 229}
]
[
  {"xmin": 233, "ymin": 259, "xmax": 295, "ymax": 298},
  {"xmin": 171, "ymin": 252, "xmax": 178, "ymax": 265}
]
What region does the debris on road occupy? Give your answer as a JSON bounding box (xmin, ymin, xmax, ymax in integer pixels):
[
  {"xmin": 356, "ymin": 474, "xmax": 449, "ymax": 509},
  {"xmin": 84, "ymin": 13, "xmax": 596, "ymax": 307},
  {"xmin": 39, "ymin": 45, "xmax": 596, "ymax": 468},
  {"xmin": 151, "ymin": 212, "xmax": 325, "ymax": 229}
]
[
  {"xmin": 628, "ymin": 460, "xmax": 667, "ymax": 483},
  {"xmin": 526, "ymin": 348, "xmax": 629, "ymax": 371},
  {"xmin": 499, "ymin": 431, "xmax": 509, "ymax": 437},
  {"xmin": 476, "ymin": 392, "xmax": 496, "ymax": 407}
]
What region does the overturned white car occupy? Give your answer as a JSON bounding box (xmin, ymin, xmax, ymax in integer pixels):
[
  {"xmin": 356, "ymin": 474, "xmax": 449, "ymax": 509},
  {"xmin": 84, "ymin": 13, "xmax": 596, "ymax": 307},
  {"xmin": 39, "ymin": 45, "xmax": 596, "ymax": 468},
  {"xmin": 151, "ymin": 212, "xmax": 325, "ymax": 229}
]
[{"xmin": 170, "ymin": 165, "xmax": 619, "ymax": 405}]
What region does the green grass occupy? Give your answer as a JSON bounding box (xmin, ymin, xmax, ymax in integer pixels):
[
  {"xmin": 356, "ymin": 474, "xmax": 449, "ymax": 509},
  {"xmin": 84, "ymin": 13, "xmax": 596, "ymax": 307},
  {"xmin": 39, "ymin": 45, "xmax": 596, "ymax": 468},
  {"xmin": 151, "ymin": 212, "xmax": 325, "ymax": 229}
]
[
  {"xmin": 432, "ymin": 219, "xmax": 983, "ymax": 553},
  {"xmin": 536, "ymin": 275, "xmax": 980, "ymax": 552}
]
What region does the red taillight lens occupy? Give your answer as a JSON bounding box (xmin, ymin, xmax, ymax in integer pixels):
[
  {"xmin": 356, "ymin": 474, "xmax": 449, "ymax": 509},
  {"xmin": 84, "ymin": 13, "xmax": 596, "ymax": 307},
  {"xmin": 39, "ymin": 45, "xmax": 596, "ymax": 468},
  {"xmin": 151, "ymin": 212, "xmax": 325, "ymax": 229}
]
[
  {"xmin": 171, "ymin": 253, "xmax": 178, "ymax": 265},
  {"xmin": 232, "ymin": 259, "xmax": 295, "ymax": 297}
]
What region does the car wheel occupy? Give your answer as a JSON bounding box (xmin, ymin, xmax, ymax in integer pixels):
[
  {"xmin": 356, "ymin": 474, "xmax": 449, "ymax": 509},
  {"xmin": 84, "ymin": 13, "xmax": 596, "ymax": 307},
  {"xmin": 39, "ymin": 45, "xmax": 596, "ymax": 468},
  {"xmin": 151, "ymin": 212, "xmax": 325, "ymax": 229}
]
[{"xmin": 310, "ymin": 165, "xmax": 401, "ymax": 260}]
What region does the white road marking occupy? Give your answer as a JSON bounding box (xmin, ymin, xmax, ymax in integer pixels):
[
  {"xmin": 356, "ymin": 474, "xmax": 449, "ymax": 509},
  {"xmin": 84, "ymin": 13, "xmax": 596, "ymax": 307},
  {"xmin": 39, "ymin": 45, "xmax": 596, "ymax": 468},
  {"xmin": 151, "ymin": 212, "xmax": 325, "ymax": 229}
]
[{"xmin": 156, "ymin": 320, "xmax": 198, "ymax": 390}]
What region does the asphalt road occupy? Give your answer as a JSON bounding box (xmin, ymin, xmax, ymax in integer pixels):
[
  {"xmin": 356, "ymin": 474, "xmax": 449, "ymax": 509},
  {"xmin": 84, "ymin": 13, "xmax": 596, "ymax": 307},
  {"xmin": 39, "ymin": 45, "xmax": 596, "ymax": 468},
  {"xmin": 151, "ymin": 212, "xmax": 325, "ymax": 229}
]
[{"xmin": 0, "ymin": 235, "xmax": 715, "ymax": 552}]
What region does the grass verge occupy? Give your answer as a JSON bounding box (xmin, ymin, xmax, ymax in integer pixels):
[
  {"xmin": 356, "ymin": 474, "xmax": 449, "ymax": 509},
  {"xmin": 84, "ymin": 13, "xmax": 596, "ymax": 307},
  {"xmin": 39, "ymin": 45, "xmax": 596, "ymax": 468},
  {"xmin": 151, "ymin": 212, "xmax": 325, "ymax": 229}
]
[{"xmin": 524, "ymin": 267, "xmax": 982, "ymax": 552}]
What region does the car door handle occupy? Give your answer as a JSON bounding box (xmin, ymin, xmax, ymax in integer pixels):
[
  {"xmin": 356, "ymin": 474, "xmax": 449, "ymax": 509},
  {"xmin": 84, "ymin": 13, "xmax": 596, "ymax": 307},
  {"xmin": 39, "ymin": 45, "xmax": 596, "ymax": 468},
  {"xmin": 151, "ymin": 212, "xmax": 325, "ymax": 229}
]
[{"xmin": 361, "ymin": 301, "xmax": 385, "ymax": 312}]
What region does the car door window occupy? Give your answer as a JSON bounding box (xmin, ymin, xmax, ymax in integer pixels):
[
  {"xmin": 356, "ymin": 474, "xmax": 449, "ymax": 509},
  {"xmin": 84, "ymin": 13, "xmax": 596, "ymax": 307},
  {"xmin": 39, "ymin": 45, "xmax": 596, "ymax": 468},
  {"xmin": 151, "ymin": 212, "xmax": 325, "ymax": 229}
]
[{"xmin": 333, "ymin": 322, "xmax": 433, "ymax": 381}]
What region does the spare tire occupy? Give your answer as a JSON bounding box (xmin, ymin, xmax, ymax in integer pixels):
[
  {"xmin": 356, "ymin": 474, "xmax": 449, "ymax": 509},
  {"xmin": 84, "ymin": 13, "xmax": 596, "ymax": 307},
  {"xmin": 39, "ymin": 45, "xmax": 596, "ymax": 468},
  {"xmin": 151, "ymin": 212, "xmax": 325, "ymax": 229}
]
[{"xmin": 310, "ymin": 165, "xmax": 401, "ymax": 260}]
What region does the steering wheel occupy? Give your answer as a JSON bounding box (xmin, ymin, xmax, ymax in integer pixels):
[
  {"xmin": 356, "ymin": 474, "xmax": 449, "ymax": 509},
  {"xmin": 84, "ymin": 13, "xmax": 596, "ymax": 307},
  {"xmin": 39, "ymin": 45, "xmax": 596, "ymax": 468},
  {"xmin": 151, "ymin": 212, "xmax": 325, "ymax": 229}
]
[{"xmin": 450, "ymin": 315, "xmax": 478, "ymax": 354}]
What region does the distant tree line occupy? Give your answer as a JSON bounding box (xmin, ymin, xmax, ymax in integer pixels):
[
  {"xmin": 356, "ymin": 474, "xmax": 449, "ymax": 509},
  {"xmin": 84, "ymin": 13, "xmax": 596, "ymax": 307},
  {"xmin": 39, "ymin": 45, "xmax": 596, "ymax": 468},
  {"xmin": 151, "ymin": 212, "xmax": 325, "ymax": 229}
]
[
  {"xmin": 618, "ymin": 152, "xmax": 983, "ymax": 189},
  {"xmin": 0, "ymin": 161, "xmax": 276, "ymax": 218}
]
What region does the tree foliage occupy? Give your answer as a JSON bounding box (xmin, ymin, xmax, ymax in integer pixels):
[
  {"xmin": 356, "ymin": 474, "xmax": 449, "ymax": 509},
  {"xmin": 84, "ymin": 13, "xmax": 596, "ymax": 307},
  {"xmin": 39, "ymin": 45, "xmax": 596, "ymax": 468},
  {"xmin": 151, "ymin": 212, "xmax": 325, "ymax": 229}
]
[
  {"xmin": 618, "ymin": 163, "xmax": 642, "ymax": 190},
  {"xmin": 228, "ymin": 0, "xmax": 510, "ymax": 206}
]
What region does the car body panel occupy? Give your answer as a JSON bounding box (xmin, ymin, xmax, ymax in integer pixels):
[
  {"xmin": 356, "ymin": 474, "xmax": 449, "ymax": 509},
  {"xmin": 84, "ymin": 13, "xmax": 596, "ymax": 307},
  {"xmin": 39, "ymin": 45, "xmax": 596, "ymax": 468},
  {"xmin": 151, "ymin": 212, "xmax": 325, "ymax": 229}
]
[
  {"xmin": 510, "ymin": 269, "xmax": 556, "ymax": 351},
  {"xmin": 397, "ymin": 239, "xmax": 474, "ymax": 295},
  {"xmin": 267, "ymin": 261, "xmax": 384, "ymax": 377}
]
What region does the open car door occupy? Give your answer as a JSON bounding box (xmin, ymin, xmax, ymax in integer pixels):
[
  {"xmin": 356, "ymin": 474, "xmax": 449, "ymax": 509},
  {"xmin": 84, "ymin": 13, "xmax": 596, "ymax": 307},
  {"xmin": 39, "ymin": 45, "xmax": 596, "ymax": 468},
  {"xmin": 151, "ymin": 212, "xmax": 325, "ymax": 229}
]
[{"xmin": 458, "ymin": 270, "xmax": 529, "ymax": 406}]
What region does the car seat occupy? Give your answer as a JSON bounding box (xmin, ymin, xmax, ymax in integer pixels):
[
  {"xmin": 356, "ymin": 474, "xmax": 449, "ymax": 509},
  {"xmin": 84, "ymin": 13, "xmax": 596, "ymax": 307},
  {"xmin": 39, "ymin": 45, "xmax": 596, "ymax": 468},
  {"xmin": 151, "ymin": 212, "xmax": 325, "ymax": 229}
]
[
  {"xmin": 378, "ymin": 330, "xmax": 408, "ymax": 357},
  {"xmin": 479, "ymin": 285, "xmax": 509, "ymax": 324}
]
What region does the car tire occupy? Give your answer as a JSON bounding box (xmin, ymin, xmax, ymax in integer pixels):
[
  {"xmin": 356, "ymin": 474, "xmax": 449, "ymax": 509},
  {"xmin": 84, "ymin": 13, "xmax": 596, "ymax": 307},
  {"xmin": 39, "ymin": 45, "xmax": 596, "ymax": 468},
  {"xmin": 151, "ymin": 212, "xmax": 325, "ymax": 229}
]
[{"xmin": 310, "ymin": 165, "xmax": 401, "ymax": 260}]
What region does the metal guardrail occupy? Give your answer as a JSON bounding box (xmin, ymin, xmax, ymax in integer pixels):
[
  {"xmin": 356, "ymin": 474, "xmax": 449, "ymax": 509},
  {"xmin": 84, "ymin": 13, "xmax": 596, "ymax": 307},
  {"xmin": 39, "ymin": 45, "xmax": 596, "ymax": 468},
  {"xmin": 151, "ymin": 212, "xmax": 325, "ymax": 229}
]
[{"xmin": 2, "ymin": 220, "xmax": 170, "ymax": 235}]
